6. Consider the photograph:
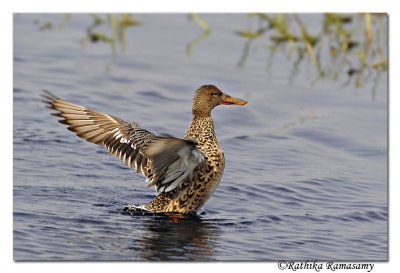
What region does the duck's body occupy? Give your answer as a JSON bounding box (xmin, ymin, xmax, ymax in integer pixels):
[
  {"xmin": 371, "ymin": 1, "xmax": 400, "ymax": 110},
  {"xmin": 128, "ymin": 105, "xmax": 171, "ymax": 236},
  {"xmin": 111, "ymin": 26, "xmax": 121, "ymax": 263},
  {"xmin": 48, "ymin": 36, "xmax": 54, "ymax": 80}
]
[
  {"xmin": 43, "ymin": 85, "xmax": 247, "ymax": 214},
  {"xmin": 144, "ymin": 115, "xmax": 225, "ymax": 213}
]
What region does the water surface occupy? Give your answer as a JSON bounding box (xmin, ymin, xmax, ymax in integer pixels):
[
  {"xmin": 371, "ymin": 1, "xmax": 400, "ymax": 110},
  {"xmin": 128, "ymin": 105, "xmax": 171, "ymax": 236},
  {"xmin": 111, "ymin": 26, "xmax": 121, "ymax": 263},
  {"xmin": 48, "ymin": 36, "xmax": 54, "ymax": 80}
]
[{"xmin": 13, "ymin": 14, "xmax": 387, "ymax": 261}]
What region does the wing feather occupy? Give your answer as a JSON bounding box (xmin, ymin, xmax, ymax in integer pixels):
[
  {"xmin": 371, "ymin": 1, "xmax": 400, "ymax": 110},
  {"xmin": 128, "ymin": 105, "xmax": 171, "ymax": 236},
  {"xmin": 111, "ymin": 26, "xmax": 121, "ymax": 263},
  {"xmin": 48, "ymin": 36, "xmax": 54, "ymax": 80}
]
[{"xmin": 43, "ymin": 90, "xmax": 205, "ymax": 193}]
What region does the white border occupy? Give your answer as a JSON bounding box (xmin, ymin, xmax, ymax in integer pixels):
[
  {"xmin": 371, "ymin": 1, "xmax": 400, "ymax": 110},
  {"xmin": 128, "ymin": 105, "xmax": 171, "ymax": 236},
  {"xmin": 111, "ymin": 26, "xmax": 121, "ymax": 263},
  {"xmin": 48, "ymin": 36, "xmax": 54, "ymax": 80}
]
[
  {"xmin": 4, "ymin": 0, "xmax": 395, "ymax": 13},
  {"xmin": 2, "ymin": 1, "xmax": 398, "ymax": 273}
]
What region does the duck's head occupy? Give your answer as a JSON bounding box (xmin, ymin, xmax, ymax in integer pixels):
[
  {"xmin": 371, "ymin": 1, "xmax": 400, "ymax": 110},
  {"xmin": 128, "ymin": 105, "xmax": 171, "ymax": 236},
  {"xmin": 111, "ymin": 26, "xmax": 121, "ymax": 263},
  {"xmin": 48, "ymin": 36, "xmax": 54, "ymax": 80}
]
[{"xmin": 192, "ymin": 85, "xmax": 247, "ymax": 117}]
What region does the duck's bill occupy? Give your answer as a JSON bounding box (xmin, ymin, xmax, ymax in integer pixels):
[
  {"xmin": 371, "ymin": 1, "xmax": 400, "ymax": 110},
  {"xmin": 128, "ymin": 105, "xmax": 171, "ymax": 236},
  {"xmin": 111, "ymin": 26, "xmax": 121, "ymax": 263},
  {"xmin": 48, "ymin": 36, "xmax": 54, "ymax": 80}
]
[{"xmin": 220, "ymin": 94, "xmax": 248, "ymax": 106}]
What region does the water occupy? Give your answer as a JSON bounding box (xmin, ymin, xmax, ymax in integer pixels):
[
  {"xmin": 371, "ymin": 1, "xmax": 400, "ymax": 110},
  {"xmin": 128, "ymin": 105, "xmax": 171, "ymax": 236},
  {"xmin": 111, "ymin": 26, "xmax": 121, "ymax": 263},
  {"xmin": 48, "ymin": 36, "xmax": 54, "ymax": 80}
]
[{"xmin": 13, "ymin": 14, "xmax": 387, "ymax": 261}]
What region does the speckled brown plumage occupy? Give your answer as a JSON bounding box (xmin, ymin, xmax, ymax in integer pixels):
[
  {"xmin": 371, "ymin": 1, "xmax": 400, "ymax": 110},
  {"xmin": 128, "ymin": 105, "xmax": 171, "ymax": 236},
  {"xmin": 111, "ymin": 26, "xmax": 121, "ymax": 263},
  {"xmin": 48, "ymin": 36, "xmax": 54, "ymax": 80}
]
[
  {"xmin": 42, "ymin": 85, "xmax": 247, "ymax": 214},
  {"xmin": 144, "ymin": 116, "xmax": 225, "ymax": 213}
]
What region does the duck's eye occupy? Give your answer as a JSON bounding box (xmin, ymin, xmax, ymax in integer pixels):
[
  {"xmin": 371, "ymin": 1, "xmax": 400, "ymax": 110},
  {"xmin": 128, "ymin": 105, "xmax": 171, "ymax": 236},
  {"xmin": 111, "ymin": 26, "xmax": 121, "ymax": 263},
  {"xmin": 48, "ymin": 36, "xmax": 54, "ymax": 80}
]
[{"xmin": 212, "ymin": 92, "xmax": 219, "ymax": 97}]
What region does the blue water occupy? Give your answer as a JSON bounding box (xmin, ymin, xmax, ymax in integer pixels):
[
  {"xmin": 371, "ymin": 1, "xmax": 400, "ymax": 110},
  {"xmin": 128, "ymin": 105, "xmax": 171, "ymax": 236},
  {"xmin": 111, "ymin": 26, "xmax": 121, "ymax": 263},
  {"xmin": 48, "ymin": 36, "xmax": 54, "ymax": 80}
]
[{"xmin": 13, "ymin": 14, "xmax": 387, "ymax": 260}]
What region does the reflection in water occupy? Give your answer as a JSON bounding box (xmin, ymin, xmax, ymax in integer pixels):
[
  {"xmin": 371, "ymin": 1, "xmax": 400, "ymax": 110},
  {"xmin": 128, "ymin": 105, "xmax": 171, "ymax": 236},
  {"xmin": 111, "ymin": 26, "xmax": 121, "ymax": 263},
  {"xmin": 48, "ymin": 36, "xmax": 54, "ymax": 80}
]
[
  {"xmin": 236, "ymin": 13, "xmax": 387, "ymax": 90},
  {"xmin": 81, "ymin": 14, "xmax": 140, "ymax": 56},
  {"xmin": 129, "ymin": 214, "xmax": 220, "ymax": 261},
  {"xmin": 31, "ymin": 13, "xmax": 387, "ymax": 91},
  {"xmin": 186, "ymin": 13, "xmax": 211, "ymax": 56}
]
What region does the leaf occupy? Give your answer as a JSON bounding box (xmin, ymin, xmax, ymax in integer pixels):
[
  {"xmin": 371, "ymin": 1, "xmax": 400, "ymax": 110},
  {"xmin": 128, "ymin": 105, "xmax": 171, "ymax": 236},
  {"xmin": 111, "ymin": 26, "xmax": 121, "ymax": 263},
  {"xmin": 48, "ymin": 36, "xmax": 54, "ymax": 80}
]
[{"xmin": 236, "ymin": 30, "xmax": 262, "ymax": 39}]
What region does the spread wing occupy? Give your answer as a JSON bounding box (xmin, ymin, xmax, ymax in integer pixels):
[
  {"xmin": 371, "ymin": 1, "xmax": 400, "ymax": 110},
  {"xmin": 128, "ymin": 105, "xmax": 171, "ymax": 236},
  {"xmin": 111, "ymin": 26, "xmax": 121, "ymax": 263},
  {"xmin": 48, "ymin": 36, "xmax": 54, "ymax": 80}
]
[{"xmin": 42, "ymin": 90, "xmax": 205, "ymax": 193}]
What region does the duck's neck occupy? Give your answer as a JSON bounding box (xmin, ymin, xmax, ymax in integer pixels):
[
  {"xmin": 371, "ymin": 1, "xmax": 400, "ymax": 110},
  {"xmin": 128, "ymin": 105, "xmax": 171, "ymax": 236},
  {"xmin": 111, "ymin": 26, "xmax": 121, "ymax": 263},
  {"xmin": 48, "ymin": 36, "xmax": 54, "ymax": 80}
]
[
  {"xmin": 192, "ymin": 108, "xmax": 211, "ymax": 117},
  {"xmin": 185, "ymin": 115, "xmax": 217, "ymax": 145}
]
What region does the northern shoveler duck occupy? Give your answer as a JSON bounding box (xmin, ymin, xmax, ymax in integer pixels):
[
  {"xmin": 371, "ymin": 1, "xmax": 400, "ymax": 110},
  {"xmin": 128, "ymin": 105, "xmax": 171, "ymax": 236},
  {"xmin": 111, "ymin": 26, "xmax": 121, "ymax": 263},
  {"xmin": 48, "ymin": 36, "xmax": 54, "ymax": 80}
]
[{"xmin": 42, "ymin": 85, "xmax": 247, "ymax": 214}]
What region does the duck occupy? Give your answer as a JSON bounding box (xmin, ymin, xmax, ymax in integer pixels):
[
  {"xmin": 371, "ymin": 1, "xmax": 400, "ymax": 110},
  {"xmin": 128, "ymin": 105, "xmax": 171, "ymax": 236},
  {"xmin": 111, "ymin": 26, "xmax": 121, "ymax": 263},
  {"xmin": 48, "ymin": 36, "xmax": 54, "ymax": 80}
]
[{"xmin": 42, "ymin": 85, "xmax": 247, "ymax": 214}]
